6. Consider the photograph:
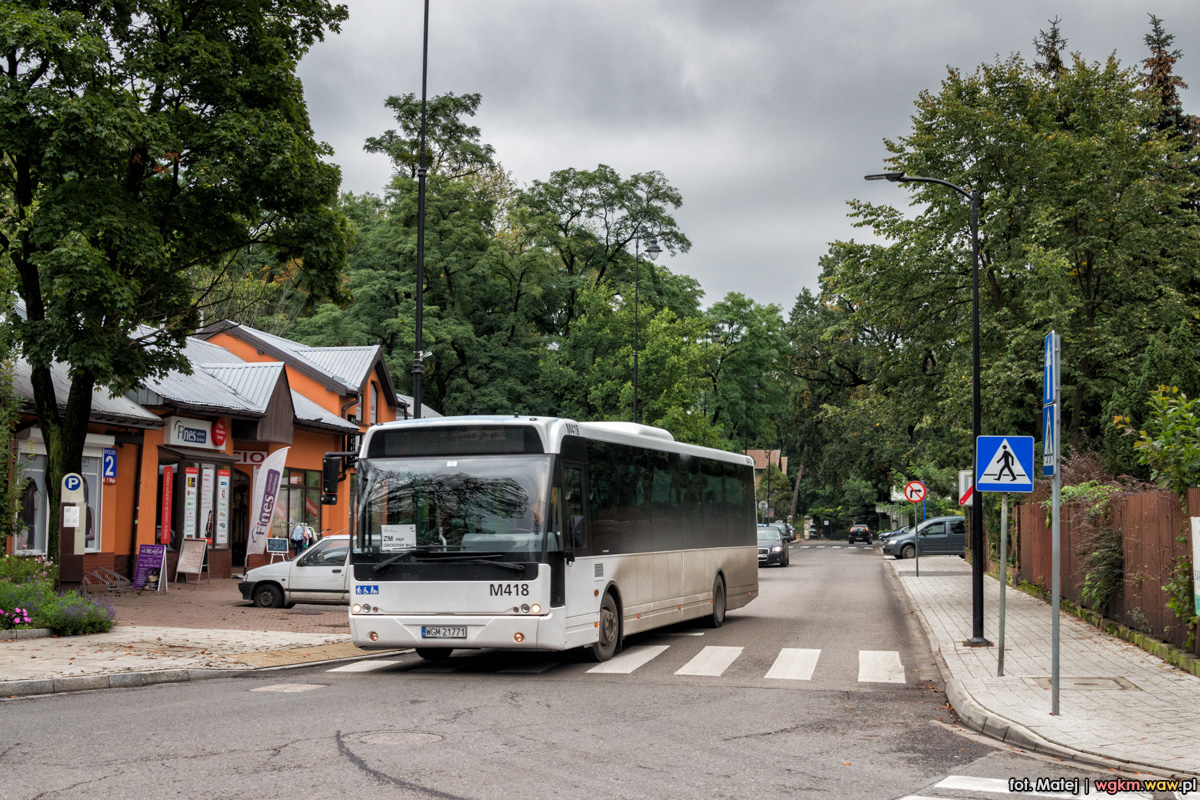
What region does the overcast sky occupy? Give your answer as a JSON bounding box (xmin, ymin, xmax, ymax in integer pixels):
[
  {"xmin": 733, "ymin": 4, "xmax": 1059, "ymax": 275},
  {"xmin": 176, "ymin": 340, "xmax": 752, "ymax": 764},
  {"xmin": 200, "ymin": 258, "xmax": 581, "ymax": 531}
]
[{"xmin": 296, "ymin": 0, "xmax": 1200, "ymax": 311}]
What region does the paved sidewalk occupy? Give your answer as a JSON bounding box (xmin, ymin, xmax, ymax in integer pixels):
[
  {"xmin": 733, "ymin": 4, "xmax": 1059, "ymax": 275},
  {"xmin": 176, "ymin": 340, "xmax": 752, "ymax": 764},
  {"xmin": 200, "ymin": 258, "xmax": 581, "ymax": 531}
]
[
  {"xmin": 0, "ymin": 579, "xmax": 397, "ymax": 697},
  {"xmin": 889, "ymin": 555, "xmax": 1200, "ymax": 778}
]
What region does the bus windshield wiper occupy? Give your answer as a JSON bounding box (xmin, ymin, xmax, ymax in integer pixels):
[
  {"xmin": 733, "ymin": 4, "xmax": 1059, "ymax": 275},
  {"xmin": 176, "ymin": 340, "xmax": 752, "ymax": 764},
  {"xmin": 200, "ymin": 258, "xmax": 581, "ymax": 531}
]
[
  {"xmin": 457, "ymin": 559, "xmax": 525, "ymax": 574},
  {"xmin": 372, "ymin": 547, "xmax": 435, "ymax": 575}
]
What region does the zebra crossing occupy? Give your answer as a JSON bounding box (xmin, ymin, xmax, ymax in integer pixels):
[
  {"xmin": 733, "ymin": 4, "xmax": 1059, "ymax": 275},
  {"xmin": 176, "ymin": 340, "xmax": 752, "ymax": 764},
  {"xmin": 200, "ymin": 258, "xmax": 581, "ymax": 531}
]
[
  {"xmin": 898, "ymin": 774, "xmax": 1152, "ymax": 799},
  {"xmin": 326, "ymin": 643, "xmax": 911, "ymax": 684}
]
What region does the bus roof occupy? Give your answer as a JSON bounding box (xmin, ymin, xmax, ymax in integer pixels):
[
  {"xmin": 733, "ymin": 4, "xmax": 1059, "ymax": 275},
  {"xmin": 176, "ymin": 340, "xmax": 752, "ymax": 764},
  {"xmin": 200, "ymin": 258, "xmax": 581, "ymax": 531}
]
[{"xmin": 359, "ymin": 415, "xmax": 753, "ymax": 466}]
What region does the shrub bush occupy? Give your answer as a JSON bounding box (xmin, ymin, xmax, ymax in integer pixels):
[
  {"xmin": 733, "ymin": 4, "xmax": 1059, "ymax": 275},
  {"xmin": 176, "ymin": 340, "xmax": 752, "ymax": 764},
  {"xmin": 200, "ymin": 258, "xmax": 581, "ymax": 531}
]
[
  {"xmin": 0, "ymin": 555, "xmax": 57, "ymax": 585},
  {"xmin": 34, "ymin": 591, "xmax": 116, "ymax": 636}
]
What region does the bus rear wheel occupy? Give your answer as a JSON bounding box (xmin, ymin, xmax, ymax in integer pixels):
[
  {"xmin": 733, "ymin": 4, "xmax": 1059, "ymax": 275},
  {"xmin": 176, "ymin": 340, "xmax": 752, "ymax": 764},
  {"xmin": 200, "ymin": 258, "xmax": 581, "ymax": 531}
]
[
  {"xmin": 415, "ymin": 648, "xmax": 454, "ymax": 661},
  {"xmin": 587, "ymin": 592, "xmax": 620, "ymax": 662},
  {"xmin": 707, "ymin": 575, "xmax": 726, "ymax": 628}
]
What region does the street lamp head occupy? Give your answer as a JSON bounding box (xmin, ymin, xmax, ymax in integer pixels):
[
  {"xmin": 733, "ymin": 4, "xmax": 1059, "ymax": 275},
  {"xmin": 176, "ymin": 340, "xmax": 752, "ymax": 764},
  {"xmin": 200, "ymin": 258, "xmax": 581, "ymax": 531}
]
[
  {"xmin": 644, "ymin": 236, "xmax": 662, "ymax": 261},
  {"xmin": 864, "ymin": 172, "xmax": 906, "ymax": 182}
]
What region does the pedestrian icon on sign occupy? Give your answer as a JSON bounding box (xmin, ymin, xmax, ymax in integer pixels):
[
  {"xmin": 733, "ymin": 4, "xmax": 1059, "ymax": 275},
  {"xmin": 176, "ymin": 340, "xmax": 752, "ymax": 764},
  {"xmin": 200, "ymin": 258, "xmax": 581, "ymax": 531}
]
[{"xmin": 992, "ymin": 444, "xmax": 1017, "ymax": 482}]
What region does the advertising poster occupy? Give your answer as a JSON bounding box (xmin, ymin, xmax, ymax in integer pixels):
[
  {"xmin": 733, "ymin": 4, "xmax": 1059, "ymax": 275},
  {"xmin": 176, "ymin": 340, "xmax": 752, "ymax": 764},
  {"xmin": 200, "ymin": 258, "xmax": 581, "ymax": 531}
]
[
  {"xmin": 183, "ymin": 466, "xmax": 199, "ymax": 538},
  {"xmin": 246, "ymin": 447, "xmax": 290, "ymax": 557},
  {"xmin": 160, "ymin": 465, "xmax": 174, "ymax": 544},
  {"xmin": 216, "ymin": 469, "xmax": 230, "ymax": 546},
  {"xmin": 200, "ymin": 466, "xmax": 215, "ymax": 539},
  {"xmin": 133, "ymin": 544, "xmax": 167, "ymax": 591}
]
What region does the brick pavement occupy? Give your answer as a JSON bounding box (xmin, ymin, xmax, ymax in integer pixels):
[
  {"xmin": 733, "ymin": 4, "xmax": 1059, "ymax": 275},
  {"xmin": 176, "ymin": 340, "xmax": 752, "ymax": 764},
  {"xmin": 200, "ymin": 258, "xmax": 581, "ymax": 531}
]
[
  {"xmin": 889, "ymin": 555, "xmax": 1200, "ymax": 777},
  {"xmin": 102, "ymin": 578, "xmax": 350, "ymax": 634},
  {"xmin": 0, "ymin": 578, "xmax": 401, "ymax": 697}
]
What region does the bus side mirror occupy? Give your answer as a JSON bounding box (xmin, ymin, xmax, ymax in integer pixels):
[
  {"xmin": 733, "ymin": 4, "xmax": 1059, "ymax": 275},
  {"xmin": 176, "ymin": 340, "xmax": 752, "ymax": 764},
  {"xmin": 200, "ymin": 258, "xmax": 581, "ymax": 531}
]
[{"xmin": 321, "ymin": 455, "xmax": 342, "ymax": 504}]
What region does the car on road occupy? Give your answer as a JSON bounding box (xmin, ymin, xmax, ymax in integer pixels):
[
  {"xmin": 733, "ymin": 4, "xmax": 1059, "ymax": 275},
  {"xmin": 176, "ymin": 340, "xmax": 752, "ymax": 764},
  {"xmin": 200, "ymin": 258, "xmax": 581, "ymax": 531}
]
[
  {"xmin": 877, "ymin": 526, "xmax": 909, "ymax": 542},
  {"xmin": 847, "ymin": 524, "xmax": 872, "ymax": 544},
  {"xmin": 239, "ymin": 534, "xmax": 350, "ymax": 608},
  {"xmin": 769, "ymin": 521, "xmax": 794, "ymax": 542},
  {"xmin": 881, "ymin": 517, "xmax": 967, "ymax": 559},
  {"xmin": 757, "ymin": 526, "xmax": 790, "ymax": 567}
]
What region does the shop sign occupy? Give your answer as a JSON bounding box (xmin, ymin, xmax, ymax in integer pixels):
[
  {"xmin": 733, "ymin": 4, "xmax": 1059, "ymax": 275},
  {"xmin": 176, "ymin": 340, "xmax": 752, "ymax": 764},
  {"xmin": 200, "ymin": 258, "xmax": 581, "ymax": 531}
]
[
  {"xmin": 216, "ymin": 469, "xmax": 230, "ymax": 546},
  {"xmin": 200, "ymin": 467, "xmax": 215, "ymax": 539},
  {"xmin": 164, "ymin": 416, "xmax": 224, "ymax": 450},
  {"xmin": 183, "ymin": 466, "xmax": 199, "ymax": 538},
  {"xmin": 234, "ymin": 450, "xmax": 267, "ymax": 466},
  {"xmin": 160, "ymin": 466, "xmax": 174, "ymax": 544}
]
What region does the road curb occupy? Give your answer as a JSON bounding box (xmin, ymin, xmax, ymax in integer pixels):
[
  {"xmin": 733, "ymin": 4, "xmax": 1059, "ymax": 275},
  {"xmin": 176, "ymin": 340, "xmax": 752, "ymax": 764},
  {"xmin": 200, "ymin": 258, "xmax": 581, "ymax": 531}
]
[
  {"xmin": 887, "ymin": 559, "xmax": 1199, "ymax": 780},
  {"xmin": 1, "ymin": 647, "xmax": 412, "ymax": 699},
  {"xmin": 0, "ymin": 628, "xmax": 53, "ymax": 641}
]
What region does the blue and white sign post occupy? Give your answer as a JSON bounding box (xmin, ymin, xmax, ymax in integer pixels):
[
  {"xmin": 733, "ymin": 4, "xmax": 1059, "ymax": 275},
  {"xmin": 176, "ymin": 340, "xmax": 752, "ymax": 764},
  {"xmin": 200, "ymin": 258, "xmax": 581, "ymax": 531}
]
[
  {"xmin": 1043, "ymin": 331, "xmax": 1063, "ymax": 714},
  {"xmin": 975, "ymin": 436, "xmax": 1034, "ymax": 677}
]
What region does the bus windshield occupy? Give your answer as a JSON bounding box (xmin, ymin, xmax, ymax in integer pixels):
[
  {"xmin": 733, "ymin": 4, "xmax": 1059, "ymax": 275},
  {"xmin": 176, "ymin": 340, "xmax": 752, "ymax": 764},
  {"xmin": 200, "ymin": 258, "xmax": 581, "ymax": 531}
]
[{"xmin": 357, "ymin": 456, "xmax": 554, "ymax": 557}]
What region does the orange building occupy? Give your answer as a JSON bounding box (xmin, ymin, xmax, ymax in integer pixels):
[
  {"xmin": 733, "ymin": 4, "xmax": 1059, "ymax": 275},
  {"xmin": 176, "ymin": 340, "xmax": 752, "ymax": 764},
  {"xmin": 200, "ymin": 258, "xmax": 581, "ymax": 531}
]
[{"xmin": 9, "ymin": 323, "xmax": 430, "ymax": 580}]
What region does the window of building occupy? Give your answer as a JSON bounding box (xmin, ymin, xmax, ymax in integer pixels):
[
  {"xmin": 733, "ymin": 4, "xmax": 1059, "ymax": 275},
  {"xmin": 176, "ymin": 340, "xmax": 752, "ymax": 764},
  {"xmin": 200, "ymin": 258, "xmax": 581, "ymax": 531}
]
[{"xmin": 370, "ymin": 383, "xmax": 379, "ymax": 425}]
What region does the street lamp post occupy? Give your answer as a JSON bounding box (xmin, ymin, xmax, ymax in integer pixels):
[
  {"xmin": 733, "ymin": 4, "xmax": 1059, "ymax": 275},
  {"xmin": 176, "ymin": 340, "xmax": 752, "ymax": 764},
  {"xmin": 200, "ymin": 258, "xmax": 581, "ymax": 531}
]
[
  {"xmin": 412, "ymin": 0, "xmax": 431, "ymax": 419},
  {"xmin": 865, "ymin": 170, "xmax": 990, "ymax": 647},
  {"xmin": 632, "ymin": 231, "xmax": 661, "ymax": 425}
]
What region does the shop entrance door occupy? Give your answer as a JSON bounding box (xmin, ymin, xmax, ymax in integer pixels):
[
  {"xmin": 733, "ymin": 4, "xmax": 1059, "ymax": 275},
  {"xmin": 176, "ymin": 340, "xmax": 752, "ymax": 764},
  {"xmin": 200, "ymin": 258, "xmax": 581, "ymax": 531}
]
[{"xmin": 230, "ymin": 470, "xmax": 251, "ymax": 567}]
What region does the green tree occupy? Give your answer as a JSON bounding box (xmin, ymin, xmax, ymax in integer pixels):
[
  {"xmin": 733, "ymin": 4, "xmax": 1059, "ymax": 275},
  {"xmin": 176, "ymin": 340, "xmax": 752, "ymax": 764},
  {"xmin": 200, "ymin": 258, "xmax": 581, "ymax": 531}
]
[
  {"xmin": 1, "ymin": 0, "xmax": 351, "ymax": 562},
  {"xmin": 830, "ymin": 36, "xmax": 1200, "ymax": 485}
]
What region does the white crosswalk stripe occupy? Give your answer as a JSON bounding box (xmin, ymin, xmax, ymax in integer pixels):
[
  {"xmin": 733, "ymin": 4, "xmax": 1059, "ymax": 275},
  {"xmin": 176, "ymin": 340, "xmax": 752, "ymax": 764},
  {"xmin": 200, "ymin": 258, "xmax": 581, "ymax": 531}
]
[
  {"xmin": 675, "ymin": 646, "xmax": 742, "ymax": 676},
  {"xmin": 585, "ymin": 644, "xmax": 669, "ymax": 674},
  {"xmin": 328, "ymin": 659, "xmax": 403, "ymax": 673},
  {"xmin": 329, "ymin": 646, "xmax": 907, "ymax": 685},
  {"xmin": 764, "ymin": 648, "xmax": 821, "ymax": 680},
  {"xmin": 858, "ymin": 649, "xmax": 906, "ymax": 683},
  {"xmin": 932, "ymin": 775, "xmax": 1147, "ymax": 798}
]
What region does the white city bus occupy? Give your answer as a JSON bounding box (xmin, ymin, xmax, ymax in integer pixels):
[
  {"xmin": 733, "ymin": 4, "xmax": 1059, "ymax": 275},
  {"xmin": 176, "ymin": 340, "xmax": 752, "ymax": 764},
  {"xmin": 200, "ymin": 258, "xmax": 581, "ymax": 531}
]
[{"xmin": 330, "ymin": 415, "xmax": 758, "ymax": 662}]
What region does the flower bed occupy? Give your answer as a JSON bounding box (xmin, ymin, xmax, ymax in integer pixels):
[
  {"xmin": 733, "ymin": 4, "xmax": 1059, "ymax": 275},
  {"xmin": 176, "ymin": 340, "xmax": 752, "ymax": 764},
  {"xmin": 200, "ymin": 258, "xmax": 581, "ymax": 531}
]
[{"xmin": 0, "ymin": 555, "xmax": 115, "ymax": 636}]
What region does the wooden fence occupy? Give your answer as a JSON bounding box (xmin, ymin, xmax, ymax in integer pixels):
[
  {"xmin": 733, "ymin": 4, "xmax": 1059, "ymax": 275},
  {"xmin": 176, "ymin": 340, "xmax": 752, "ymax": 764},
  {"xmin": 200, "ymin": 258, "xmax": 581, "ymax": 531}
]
[{"xmin": 1011, "ymin": 488, "xmax": 1199, "ymax": 653}]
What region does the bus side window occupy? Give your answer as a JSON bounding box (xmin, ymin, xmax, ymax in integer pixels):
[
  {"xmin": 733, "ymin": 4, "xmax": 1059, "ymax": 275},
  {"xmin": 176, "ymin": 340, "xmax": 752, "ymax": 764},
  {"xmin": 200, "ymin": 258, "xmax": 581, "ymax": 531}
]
[{"xmin": 565, "ymin": 466, "xmax": 586, "ymax": 550}]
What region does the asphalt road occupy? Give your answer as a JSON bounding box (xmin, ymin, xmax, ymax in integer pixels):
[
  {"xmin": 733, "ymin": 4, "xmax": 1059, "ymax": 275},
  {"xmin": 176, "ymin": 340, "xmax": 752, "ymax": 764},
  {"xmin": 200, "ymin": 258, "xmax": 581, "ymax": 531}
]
[{"xmin": 2, "ymin": 541, "xmax": 1159, "ymax": 800}]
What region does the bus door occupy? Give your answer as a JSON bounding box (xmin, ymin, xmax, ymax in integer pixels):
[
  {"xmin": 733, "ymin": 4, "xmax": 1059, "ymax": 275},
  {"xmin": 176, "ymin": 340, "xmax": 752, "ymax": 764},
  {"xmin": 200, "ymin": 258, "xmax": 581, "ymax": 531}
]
[{"xmin": 559, "ymin": 461, "xmax": 591, "ymax": 616}]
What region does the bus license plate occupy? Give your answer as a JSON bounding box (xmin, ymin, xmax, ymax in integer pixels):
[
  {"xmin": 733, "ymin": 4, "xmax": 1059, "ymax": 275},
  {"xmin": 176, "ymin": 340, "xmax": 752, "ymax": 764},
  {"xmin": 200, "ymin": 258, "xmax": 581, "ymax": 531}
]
[{"xmin": 421, "ymin": 626, "xmax": 467, "ymax": 639}]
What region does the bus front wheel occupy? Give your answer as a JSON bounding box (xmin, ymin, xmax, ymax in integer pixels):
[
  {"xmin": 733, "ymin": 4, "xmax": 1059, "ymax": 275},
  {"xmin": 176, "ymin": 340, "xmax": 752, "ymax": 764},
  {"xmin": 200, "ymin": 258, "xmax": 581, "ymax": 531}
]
[
  {"xmin": 707, "ymin": 575, "xmax": 726, "ymax": 628},
  {"xmin": 587, "ymin": 592, "xmax": 620, "ymax": 662}
]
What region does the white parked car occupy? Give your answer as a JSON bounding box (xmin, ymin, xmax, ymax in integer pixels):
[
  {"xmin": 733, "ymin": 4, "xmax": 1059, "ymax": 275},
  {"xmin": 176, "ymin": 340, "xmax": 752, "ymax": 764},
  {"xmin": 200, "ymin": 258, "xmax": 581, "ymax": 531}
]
[{"xmin": 238, "ymin": 535, "xmax": 350, "ymax": 608}]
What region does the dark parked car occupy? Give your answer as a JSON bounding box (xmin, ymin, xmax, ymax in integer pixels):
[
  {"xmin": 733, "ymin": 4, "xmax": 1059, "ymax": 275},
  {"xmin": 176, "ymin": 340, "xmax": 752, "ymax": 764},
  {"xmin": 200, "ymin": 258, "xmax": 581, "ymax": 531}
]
[
  {"xmin": 757, "ymin": 526, "xmax": 790, "ymax": 567},
  {"xmin": 769, "ymin": 521, "xmax": 794, "ymax": 542},
  {"xmin": 847, "ymin": 524, "xmax": 872, "ymax": 544},
  {"xmin": 882, "ymin": 516, "xmax": 967, "ymax": 559}
]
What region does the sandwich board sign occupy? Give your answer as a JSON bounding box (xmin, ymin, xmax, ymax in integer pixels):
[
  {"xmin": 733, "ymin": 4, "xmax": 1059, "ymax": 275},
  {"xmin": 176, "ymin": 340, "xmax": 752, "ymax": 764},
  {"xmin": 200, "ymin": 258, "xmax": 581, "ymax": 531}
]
[{"xmin": 975, "ymin": 436, "xmax": 1035, "ymax": 493}]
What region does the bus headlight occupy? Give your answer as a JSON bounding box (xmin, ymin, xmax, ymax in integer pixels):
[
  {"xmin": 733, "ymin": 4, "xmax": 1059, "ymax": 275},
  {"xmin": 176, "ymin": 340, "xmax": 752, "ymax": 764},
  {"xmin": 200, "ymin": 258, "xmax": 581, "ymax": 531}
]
[
  {"xmin": 531, "ymin": 604, "xmax": 541, "ymax": 614},
  {"xmin": 352, "ymin": 604, "xmax": 361, "ymax": 614},
  {"xmin": 521, "ymin": 604, "xmax": 530, "ymax": 614}
]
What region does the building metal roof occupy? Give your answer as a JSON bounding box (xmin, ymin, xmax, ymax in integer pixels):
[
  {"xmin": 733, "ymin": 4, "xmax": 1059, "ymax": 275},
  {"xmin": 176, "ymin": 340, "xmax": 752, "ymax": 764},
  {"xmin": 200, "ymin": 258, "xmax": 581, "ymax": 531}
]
[
  {"xmin": 291, "ymin": 391, "xmax": 361, "ymax": 433},
  {"xmin": 295, "ymin": 346, "xmax": 382, "ymax": 390},
  {"xmin": 182, "ymin": 336, "xmax": 245, "ymax": 365},
  {"xmin": 396, "ymin": 393, "xmax": 443, "ymax": 419},
  {"xmin": 197, "ymin": 363, "xmax": 288, "ymax": 412},
  {"xmin": 197, "ymin": 321, "xmax": 405, "ymax": 413},
  {"xmin": 11, "ymin": 359, "xmax": 162, "ymax": 428},
  {"xmin": 137, "ymin": 364, "xmax": 263, "ymax": 416}
]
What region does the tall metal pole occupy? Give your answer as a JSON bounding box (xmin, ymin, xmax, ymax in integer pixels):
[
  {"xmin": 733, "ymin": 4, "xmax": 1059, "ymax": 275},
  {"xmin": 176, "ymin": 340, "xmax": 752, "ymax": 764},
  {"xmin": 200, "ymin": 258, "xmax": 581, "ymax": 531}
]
[
  {"xmin": 966, "ymin": 189, "xmax": 989, "ymax": 646},
  {"xmin": 864, "ymin": 172, "xmax": 989, "ymax": 646},
  {"xmin": 998, "ymin": 493, "xmax": 1009, "ymax": 676},
  {"xmin": 411, "ymin": 0, "xmax": 430, "ymax": 419},
  {"xmin": 633, "ymin": 234, "xmax": 640, "ymax": 425}
]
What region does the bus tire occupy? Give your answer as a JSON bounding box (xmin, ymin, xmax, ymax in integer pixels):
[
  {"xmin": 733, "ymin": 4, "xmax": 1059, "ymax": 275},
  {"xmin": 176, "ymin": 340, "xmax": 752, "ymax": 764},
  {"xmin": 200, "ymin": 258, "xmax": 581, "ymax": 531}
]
[
  {"xmin": 415, "ymin": 648, "xmax": 453, "ymax": 661},
  {"xmin": 707, "ymin": 575, "xmax": 726, "ymax": 628},
  {"xmin": 587, "ymin": 592, "xmax": 621, "ymax": 662}
]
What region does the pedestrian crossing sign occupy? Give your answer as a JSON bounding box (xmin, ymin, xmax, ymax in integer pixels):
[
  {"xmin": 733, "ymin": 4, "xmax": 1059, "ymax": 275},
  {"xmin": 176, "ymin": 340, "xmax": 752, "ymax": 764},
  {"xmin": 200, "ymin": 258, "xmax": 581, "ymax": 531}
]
[{"xmin": 975, "ymin": 436, "xmax": 1035, "ymax": 493}]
